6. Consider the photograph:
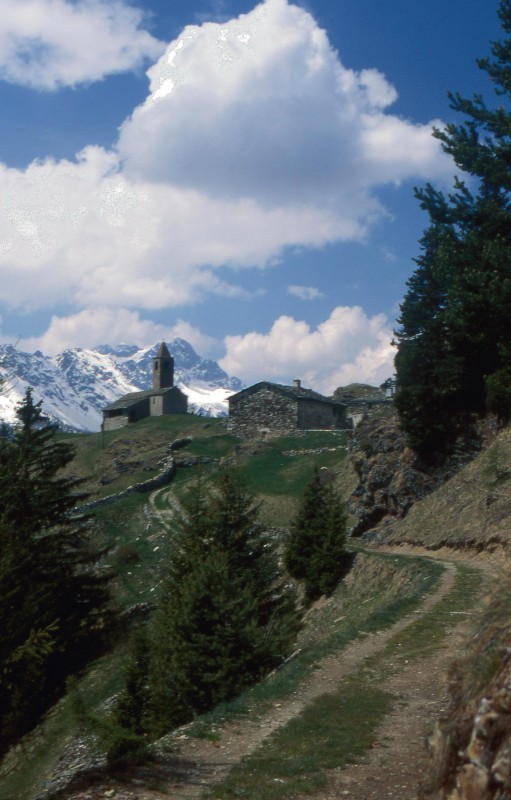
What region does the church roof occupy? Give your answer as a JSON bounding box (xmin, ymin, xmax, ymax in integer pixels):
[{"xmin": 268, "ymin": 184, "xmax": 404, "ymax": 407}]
[{"xmin": 103, "ymin": 386, "xmax": 184, "ymax": 412}]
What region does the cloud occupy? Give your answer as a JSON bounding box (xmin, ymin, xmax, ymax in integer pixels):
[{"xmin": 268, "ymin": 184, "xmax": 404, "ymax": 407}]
[
  {"xmin": 0, "ymin": 0, "xmax": 163, "ymax": 90},
  {"xmin": 0, "ymin": 0, "xmax": 453, "ymax": 323},
  {"xmin": 19, "ymin": 308, "xmax": 216, "ymax": 356},
  {"xmin": 288, "ymin": 285, "xmax": 325, "ymax": 301},
  {"xmin": 22, "ymin": 303, "xmax": 396, "ymax": 391},
  {"xmin": 118, "ymin": 0, "xmax": 450, "ymax": 210},
  {"xmin": 0, "ymin": 146, "xmax": 345, "ymax": 312},
  {"xmin": 220, "ymin": 306, "xmax": 396, "ymax": 393}
]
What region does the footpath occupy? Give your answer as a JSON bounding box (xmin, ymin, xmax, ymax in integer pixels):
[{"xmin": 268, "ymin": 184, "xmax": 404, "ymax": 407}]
[{"xmin": 49, "ymin": 548, "xmax": 496, "ymax": 800}]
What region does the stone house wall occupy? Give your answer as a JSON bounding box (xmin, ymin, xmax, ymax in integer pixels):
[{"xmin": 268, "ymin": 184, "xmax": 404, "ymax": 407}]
[
  {"xmin": 151, "ymin": 395, "xmax": 164, "ymax": 416},
  {"xmin": 163, "ymin": 390, "xmax": 188, "ymax": 415},
  {"xmin": 150, "ymin": 389, "xmax": 188, "ymax": 416},
  {"xmin": 128, "ymin": 397, "xmax": 150, "ymax": 422},
  {"xmin": 103, "ymin": 397, "xmax": 150, "ymax": 431},
  {"xmin": 343, "ymin": 399, "xmax": 394, "ymax": 428},
  {"xmin": 228, "ymin": 385, "xmax": 298, "ymax": 438},
  {"xmin": 228, "ymin": 385, "xmax": 347, "ymax": 438},
  {"xmin": 103, "ymin": 414, "xmax": 129, "ymax": 431},
  {"xmin": 104, "ymin": 388, "xmax": 188, "ymax": 428},
  {"xmin": 297, "ymin": 398, "xmax": 345, "ymax": 430}
]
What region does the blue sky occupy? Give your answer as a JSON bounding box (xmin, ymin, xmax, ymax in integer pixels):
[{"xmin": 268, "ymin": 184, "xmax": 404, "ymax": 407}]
[{"xmin": 0, "ymin": 0, "xmax": 501, "ymax": 391}]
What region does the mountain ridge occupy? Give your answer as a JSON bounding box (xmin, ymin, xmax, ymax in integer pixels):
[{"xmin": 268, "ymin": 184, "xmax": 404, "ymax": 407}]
[{"xmin": 0, "ymin": 338, "xmax": 244, "ymax": 432}]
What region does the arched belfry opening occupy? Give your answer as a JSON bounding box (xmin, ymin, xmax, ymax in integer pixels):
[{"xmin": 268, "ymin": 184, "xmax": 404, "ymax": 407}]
[{"xmin": 153, "ymin": 342, "xmax": 174, "ymax": 390}]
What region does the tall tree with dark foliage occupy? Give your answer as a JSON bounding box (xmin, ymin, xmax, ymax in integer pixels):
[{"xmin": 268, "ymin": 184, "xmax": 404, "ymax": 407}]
[
  {"xmin": 0, "ymin": 390, "xmax": 110, "ymax": 755},
  {"xmin": 395, "ymin": 0, "xmax": 511, "ymax": 453},
  {"xmin": 147, "ymin": 470, "xmax": 301, "ymax": 736},
  {"xmin": 284, "ymin": 467, "xmax": 350, "ymax": 603}
]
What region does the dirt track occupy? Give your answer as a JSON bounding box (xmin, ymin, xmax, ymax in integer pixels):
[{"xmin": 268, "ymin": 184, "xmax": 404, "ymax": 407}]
[{"xmin": 51, "ymin": 548, "xmax": 496, "ymax": 800}]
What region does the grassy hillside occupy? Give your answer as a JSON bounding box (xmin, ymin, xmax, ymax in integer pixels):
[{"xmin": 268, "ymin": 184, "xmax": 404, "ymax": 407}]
[
  {"xmin": 0, "ymin": 415, "xmax": 420, "ymax": 799},
  {"xmin": 67, "ymin": 417, "xmax": 356, "ymax": 608},
  {"xmin": 0, "ymin": 550, "xmax": 445, "ymax": 800},
  {"xmin": 3, "ymin": 413, "xmax": 508, "ymax": 799},
  {"xmin": 60, "ymin": 414, "xmax": 356, "ymax": 521},
  {"xmin": 57, "ymin": 414, "xmax": 236, "ymax": 499}
]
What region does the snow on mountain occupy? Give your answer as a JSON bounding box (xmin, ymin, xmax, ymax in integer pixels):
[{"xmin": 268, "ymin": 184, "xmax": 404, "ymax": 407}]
[
  {"xmin": 0, "ymin": 339, "xmax": 244, "ymax": 432},
  {"xmin": 105, "ymin": 339, "xmax": 243, "ymax": 393},
  {"xmin": 181, "ymin": 383, "xmax": 238, "ymax": 418},
  {"xmin": 0, "ymin": 344, "xmax": 107, "ymax": 431}
]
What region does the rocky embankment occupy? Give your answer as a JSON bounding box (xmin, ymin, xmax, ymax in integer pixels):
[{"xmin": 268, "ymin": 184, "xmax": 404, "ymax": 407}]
[
  {"xmin": 362, "ymin": 424, "xmax": 511, "ymax": 554},
  {"xmin": 348, "ymin": 415, "xmax": 511, "ymax": 799},
  {"xmin": 422, "ymin": 568, "xmax": 511, "ymax": 800},
  {"xmin": 347, "ymin": 415, "xmax": 467, "ymax": 537}
]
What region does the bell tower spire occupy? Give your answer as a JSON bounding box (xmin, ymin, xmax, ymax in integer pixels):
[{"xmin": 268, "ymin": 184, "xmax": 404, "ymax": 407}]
[{"xmin": 153, "ymin": 342, "xmax": 174, "ymax": 389}]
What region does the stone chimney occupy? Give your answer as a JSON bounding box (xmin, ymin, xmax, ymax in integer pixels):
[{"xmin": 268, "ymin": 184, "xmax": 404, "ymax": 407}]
[{"xmin": 293, "ymin": 379, "xmax": 301, "ymax": 389}]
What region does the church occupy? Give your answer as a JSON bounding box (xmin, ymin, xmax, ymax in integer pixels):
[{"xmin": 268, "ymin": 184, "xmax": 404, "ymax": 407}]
[{"xmin": 102, "ymin": 343, "xmax": 188, "ymax": 431}]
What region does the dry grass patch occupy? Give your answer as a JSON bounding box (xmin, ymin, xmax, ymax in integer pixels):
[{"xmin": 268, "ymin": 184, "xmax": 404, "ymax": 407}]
[{"xmin": 385, "ymin": 427, "xmax": 511, "ymax": 552}]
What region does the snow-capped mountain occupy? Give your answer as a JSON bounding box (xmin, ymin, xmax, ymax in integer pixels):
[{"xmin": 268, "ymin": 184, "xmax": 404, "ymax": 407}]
[{"xmin": 0, "ymin": 339, "xmax": 244, "ymax": 432}]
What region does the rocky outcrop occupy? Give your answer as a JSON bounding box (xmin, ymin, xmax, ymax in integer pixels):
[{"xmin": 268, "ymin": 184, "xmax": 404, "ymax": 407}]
[
  {"xmin": 424, "ymin": 597, "xmax": 511, "ymax": 800},
  {"xmin": 348, "ymin": 416, "xmax": 441, "ymax": 536},
  {"xmin": 348, "ymin": 415, "xmax": 482, "ymax": 537}
]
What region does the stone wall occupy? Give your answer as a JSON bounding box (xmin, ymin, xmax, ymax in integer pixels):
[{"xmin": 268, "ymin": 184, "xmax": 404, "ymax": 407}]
[
  {"xmin": 164, "ymin": 389, "xmax": 187, "ymax": 415},
  {"xmin": 103, "ymin": 414, "xmax": 129, "ymax": 431},
  {"xmin": 228, "ymin": 386, "xmax": 298, "ymax": 438},
  {"xmin": 75, "ymin": 436, "xmax": 199, "ymax": 513},
  {"xmin": 297, "ymin": 398, "xmax": 345, "ymax": 430},
  {"xmin": 75, "ymin": 457, "xmax": 177, "ymax": 512}
]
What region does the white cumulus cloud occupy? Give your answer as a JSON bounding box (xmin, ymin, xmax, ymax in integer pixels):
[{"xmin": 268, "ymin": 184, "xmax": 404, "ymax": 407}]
[
  {"xmin": 0, "ymin": 0, "xmax": 163, "ymax": 90},
  {"xmin": 19, "ymin": 308, "xmax": 216, "ymax": 356},
  {"xmin": 0, "ymin": 146, "xmax": 345, "ymax": 311},
  {"xmin": 0, "ymin": 0, "xmax": 453, "ymax": 331},
  {"xmin": 118, "ymin": 0, "xmax": 450, "ymax": 212},
  {"xmin": 220, "ymin": 306, "xmax": 396, "ymax": 393}
]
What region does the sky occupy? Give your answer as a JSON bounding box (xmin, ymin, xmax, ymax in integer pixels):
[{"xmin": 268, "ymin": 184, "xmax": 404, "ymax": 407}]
[{"xmin": 0, "ymin": 0, "xmax": 502, "ymax": 393}]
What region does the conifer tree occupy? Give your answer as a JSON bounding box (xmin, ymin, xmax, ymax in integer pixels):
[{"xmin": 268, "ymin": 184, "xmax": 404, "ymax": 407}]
[
  {"xmin": 105, "ymin": 625, "xmax": 151, "ymax": 765},
  {"xmin": 395, "ymin": 1, "xmax": 511, "ymax": 450},
  {"xmin": 147, "ymin": 470, "xmax": 300, "ymax": 736},
  {"xmin": 394, "ymin": 224, "xmax": 466, "ymax": 451},
  {"xmin": 0, "ymin": 390, "xmax": 111, "ymax": 754},
  {"xmin": 284, "ymin": 467, "xmax": 350, "ymax": 603}
]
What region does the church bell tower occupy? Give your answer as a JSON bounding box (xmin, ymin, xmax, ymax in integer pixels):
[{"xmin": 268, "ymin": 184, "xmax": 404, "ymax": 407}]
[{"xmin": 153, "ymin": 342, "xmax": 174, "ymax": 389}]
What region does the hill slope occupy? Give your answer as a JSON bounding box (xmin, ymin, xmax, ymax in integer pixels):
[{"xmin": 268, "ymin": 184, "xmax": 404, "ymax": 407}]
[
  {"xmin": 369, "ymin": 426, "xmax": 511, "ymax": 555},
  {"xmin": 3, "ymin": 417, "xmax": 511, "ymax": 800}
]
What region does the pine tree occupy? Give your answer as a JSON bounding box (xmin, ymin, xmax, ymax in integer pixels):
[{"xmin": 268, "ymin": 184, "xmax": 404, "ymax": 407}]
[
  {"xmin": 0, "ymin": 390, "xmax": 111, "ymax": 754},
  {"xmin": 147, "ymin": 470, "xmax": 300, "ymax": 737},
  {"xmin": 395, "ymin": 1, "xmax": 511, "ymax": 450},
  {"xmin": 394, "ymin": 224, "xmax": 466, "ymax": 452},
  {"xmin": 284, "ymin": 467, "xmax": 350, "ymax": 603},
  {"xmin": 105, "ymin": 625, "xmax": 151, "ymax": 766}
]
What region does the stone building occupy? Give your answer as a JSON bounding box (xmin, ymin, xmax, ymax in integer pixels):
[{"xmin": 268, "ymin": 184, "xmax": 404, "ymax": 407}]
[
  {"xmin": 333, "ymin": 382, "xmax": 395, "ymax": 428},
  {"xmin": 227, "ymin": 380, "xmax": 347, "ymax": 439},
  {"xmin": 102, "ymin": 342, "xmax": 188, "ymax": 431}
]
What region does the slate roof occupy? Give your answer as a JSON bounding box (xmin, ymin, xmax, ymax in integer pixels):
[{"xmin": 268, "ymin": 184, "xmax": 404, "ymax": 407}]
[
  {"xmin": 103, "ymin": 386, "xmax": 182, "ymax": 412},
  {"xmin": 229, "ymin": 381, "xmax": 344, "ymax": 406}
]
